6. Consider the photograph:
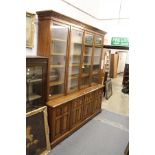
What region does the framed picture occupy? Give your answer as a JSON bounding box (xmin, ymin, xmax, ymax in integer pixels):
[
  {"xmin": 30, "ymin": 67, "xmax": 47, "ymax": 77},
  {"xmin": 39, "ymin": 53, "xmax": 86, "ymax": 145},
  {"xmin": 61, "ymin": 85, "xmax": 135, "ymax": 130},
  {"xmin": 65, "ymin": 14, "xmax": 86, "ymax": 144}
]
[
  {"xmin": 105, "ymin": 79, "xmax": 112, "ymax": 99},
  {"xmin": 26, "ymin": 12, "xmax": 35, "ymax": 48},
  {"xmin": 26, "ymin": 106, "xmax": 51, "ymax": 155}
]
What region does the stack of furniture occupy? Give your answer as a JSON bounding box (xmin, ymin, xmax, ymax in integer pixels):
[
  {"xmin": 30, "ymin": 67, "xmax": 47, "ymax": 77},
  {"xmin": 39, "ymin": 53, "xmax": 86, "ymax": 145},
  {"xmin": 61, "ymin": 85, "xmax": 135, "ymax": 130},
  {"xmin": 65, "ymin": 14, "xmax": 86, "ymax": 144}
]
[{"xmin": 36, "ymin": 10, "xmax": 106, "ymax": 148}]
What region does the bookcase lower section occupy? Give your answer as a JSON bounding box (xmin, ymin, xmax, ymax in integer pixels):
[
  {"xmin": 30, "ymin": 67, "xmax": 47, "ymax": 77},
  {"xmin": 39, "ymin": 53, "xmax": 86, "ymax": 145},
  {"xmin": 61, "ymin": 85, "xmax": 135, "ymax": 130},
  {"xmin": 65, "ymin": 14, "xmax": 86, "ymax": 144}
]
[{"xmin": 47, "ymin": 85, "xmax": 103, "ymax": 148}]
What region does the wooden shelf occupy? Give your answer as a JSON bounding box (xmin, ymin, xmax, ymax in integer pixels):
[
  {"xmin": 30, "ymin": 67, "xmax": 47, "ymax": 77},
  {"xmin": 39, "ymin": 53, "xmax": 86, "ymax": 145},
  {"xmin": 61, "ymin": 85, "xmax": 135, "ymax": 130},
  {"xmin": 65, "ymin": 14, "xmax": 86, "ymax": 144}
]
[
  {"xmin": 70, "ymin": 54, "xmax": 81, "ymax": 56},
  {"xmin": 27, "ymin": 78, "xmax": 42, "ymax": 83},
  {"xmin": 69, "ymin": 64, "xmax": 80, "ymax": 67},
  {"xmin": 84, "ymin": 54, "xmax": 92, "ymax": 56},
  {"xmin": 50, "ymin": 75, "xmax": 58, "ymax": 78},
  {"xmin": 73, "ymin": 42, "xmax": 82, "ymax": 45},
  {"xmin": 49, "ymin": 93, "xmax": 64, "ymax": 100},
  {"xmin": 93, "ymin": 64, "xmax": 100, "ymax": 65},
  {"xmin": 84, "ymin": 63, "xmax": 91, "ymax": 66},
  {"xmin": 84, "ymin": 44, "xmax": 93, "ymax": 47},
  {"xmin": 95, "ymin": 45, "xmax": 102, "ymax": 48},
  {"xmin": 82, "ymin": 73, "xmax": 89, "ymax": 77},
  {"xmin": 69, "ymin": 75, "xmax": 78, "ymax": 79},
  {"xmin": 28, "ymin": 94, "xmax": 42, "ymax": 102},
  {"xmin": 92, "ymin": 71, "xmax": 99, "ymax": 75},
  {"xmin": 52, "ymin": 39, "xmax": 67, "ymax": 42},
  {"xmin": 70, "ymin": 86, "xmax": 77, "ymax": 90},
  {"xmin": 52, "ymin": 53, "xmax": 65, "ymax": 56},
  {"xmin": 68, "ymin": 87, "xmax": 77, "ymax": 93},
  {"xmin": 51, "ymin": 65, "xmax": 65, "ymax": 68},
  {"xmin": 81, "ymin": 84, "xmax": 89, "ymax": 88},
  {"xmin": 50, "ymin": 81, "xmax": 64, "ymax": 86}
]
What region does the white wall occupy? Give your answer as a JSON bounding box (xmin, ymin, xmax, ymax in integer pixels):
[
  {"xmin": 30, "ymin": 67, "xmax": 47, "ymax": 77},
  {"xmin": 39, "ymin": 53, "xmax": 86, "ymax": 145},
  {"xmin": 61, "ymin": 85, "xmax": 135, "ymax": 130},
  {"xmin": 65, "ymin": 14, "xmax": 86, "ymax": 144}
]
[
  {"xmin": 26, "ymin": 0, "xmax": 97, "ymax": 27},
  {"xmin": 102, "ymin": 19, "xmax": 129, "ymax": 45},
  {"xmin": 26, "ymin": 0, "xmax": 129, "ymax": 55},
  {"xmin": 26, "ymin": 0, "xmax": 99, "ymax": 56}
]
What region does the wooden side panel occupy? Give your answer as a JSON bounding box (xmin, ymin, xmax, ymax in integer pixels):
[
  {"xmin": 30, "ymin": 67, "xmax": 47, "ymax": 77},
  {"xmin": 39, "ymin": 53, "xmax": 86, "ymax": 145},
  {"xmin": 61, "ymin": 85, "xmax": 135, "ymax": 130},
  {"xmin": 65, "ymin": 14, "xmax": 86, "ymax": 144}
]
[{"xmin": 37, "ymin": 20, "xmax": 51, "ymax": 56}]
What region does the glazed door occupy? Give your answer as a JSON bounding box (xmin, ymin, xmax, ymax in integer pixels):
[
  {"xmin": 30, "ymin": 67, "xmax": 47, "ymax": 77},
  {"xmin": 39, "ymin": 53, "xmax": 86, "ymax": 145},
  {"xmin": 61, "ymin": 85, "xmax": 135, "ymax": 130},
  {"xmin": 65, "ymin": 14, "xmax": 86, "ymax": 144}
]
[
  {"xmin": 80, "ymin": 32, "xmax": 93, "ymax": 88},
  {"xmin": 26, "ymin": 65, "xmax": 43, "ymax": 112},
  {"xmin": 68, "ymin": 28, "xmax": 83, "ymax": 93},
  {"xmin": 49, "ymin": 22, "xmax": 69, "ymax": 98},
  {"xmin": 91, "ymin": 35, "xmax": 103, "ymax": 84}
]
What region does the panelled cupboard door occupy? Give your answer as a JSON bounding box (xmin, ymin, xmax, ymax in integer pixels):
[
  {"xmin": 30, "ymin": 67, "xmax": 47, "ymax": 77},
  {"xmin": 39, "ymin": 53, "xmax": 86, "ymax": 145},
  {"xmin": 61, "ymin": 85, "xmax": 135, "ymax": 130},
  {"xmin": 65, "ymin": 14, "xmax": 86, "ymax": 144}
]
[
  {"xmin": 83, "ymin": 92, "xmax": 94, "ymax": 119},
  {"xmin": 68, "ymin": 28, "xmax": 84, "ymax": 93},
  {"xmin": 70, "ymin": 96, "xmax": 84, "ymax": 128},
  {"xmin": 91, "ymin": 35, "xmax": 103, "ymax": 84},
  {"xmin": 80, "ymin": 32, "xmax": 94, "ymax": 88},
  {"xmin": 49, "ymin": 22, "xmax": 69, "ymax": 98},
  {"xmin": 93, "ymin": 88, "xmax": 102, "ymax": 112},
  {"xmin": 51, "ymin": 104, "xmax": 70, "ymax": 141}
]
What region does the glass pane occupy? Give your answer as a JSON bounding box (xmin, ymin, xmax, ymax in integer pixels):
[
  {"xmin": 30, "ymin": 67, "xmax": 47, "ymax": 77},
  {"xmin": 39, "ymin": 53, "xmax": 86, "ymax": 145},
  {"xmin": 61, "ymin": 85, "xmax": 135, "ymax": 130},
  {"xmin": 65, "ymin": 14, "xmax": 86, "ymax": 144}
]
[
  {"xmin": 49, "ymin": 23, "xmax": 68, "ymax": 97},
  {"xmin": 81, "ymin": 33, "xmax": 93, "ymax": 88},
  {"xmin": 26, "ymin": 66, "xmax": 43, "ymax": 111},
  {"xmin": 95, "ymin": 35, "xmax": 102, "ymax": 46},
  {"xmin": 68, "ymin": 29, "xmax": 83, "ymax": 92},
  {"xmin": 85, "ymin": 34, "xmax": 93, "ymax": 45},
  {"xmin": 91, "ymin": 35, "xmax": 103, "ymax": 84},
  {"xmin": 92, "ymin": 47, "xmax": 102, "ymax": 84}
]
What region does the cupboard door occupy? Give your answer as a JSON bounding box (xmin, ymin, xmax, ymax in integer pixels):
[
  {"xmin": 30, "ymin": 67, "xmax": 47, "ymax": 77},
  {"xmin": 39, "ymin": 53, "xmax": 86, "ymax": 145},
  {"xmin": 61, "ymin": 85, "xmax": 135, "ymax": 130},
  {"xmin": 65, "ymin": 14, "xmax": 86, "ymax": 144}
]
[
  {"xmin": 80, "ymin": 33, "xmax": 93, "ymax": 88},
  {"xmin": 26, "ymin": 58, "xmax": 48, "ymax": 112},
  {"xmin": 49, "ymin": 23, "xmax": 69, "ymax": 98},
  {"xmin": 68, "ymin": 28, "xmax": 83, "ymax": 93},
  {"xmin": 91, "ymin": 35, "xmax": 103, "ymax": 84},
  {"xmin": 83, "ymin": 92, "xmax": 93, "ymax": 119},
  {"xmin": 26, "ymin": 66, "xmax": 43, "ymax": 111},
  {"xmin": 93, "ymin": 88, "xmax": 102, "ymax": 112},
  {"xmin": 70, "ymin": 97, "xmax": 84, "ymax": 128},
  {"xmin": 51, "ymin": 104, "xmax": 70, "ymax": 141}
]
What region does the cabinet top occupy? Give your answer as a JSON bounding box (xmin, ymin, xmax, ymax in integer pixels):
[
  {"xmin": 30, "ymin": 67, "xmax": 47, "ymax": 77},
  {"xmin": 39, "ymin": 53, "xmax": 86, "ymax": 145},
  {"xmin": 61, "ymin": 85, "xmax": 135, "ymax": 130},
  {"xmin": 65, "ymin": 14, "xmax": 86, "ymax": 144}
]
[
  {"xmin": 36, "ymin": 10, "xmax": 106, "ymax": 35},
  {"xmin": 26, "ymin": 56, "xmax": 48, "ymax": 59},
  {"xmin": 47, "ymin": 84, "xmax": 104, "ymax": 108}
]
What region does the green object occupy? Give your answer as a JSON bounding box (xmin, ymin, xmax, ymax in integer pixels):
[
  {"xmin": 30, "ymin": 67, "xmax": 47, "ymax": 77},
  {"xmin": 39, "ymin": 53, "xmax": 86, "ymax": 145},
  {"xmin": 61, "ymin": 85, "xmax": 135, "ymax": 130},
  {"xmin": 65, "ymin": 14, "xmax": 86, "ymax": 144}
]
[{"xmin": 111, "ymin": 37, "xmax": 129, "ymax": 46}]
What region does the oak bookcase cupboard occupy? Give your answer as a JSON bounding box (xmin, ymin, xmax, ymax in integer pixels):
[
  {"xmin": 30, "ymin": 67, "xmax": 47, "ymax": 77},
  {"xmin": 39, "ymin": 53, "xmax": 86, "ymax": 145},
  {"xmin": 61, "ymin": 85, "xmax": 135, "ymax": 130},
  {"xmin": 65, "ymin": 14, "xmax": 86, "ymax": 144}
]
[{"xmin": 36, "ymin": 10, "xmax": 106, "ymax": 147}]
